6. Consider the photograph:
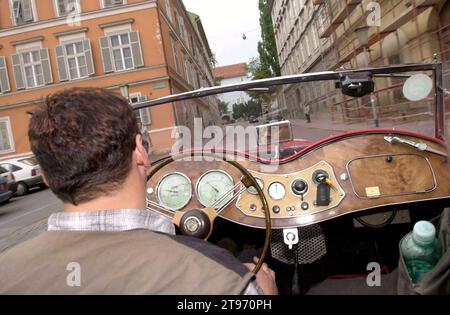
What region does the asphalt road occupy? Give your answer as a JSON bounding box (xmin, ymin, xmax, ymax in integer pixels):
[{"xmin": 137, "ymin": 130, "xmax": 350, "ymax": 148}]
[
  {"xmin": 0, "ymin": 122, "xmax": 344, "ymax": 253},
  {"xmin": 0, "ymin": 188, "xmax": 62, "ymax": 253}
]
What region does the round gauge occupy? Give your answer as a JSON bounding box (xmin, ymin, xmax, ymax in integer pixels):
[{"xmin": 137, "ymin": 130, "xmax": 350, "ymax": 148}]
[
  {"xmin": 156, "ymin": 173, "xmax": 192, "ymax": 211},
  {"xmin": 196, "ymin": 170, "xmax": 235, "ymax": 208},
  {"xmin": 268, "ymin": 182, "xmax": 286, "ymax": 200},
  {"xmin": 247, "ymin": 178, "xmax": 264, "ymax": 195}
]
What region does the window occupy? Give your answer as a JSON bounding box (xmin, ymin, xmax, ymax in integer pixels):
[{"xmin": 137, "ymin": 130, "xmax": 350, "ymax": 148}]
[
  {"xmin": 110, "ymin": 33, "xmax": 133, "ymax": 71},
  {"xmin": 0, "ymin": 57, "xmax": 11, "ymax": 94},
  {"xmin": 103, "ymin": 0, "xmax": 123, "ymax": 8},
  {"xmin": 130, "ymin": 94, "xmax": 151, "ymax": 126},
  {"xmin": 171, "ymin": 37, "xmax": 180, "ymax": 73},
  {"xmin": 56, "ymin": 0, "xmax": 78, "ymax": 16},
  {"xmin": 182, "ymin": 52, "xmax": 191, "ymax": 84},
  {"xmin": 22, "ymin": 50, "xmax": 43, "ymax": 87},
  {"xmin": 0, "ymin": 118, "xmax": 14, "ymax": 154},
  {"xmin": 56, "ymin": 40, "xmax": 94, "ymax": 81},
  {"xmin": 12, "ymin": 47, "xmax": 53, "ymax": 90},
  {"xmin": 177, "ymin": 12, "xmax": 187, "ymax": 42},
  {"xmin": 1, "ymin": 163, "xmax": 21, "ymax": 172},
  {"xmin": 99, "ymin": 31, "xmax": 143, "ymax": 73},
  {"xmin": 66, "ymin": 42, "xmax": 87, "ymax": 79},
  {"xmin": 165, "ymin": 0, "xmax": 172, "ymax": 22},
  {"xmin": 11, "ymin": 0, "xmax": 34, "ymax": 25}
]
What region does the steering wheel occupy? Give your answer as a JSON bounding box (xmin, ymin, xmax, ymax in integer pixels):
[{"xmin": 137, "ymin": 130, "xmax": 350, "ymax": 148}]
[{"xmin": 147, "ymin": 152, "xmax": 271, "ymax": 274}]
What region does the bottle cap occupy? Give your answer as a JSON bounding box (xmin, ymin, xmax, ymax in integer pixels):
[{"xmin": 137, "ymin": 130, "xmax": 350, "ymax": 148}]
[{"xmin": 413, "ymin": 221, "xmax": 436, "ymax": 245}]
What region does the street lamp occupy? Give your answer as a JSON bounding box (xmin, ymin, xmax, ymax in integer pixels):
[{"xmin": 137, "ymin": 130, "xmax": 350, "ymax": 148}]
[{"xmin": 355, "ymin": 26, "xmax": 379, "ymax": 127}]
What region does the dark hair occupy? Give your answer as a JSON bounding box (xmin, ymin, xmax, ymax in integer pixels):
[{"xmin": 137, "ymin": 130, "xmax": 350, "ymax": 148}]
[{"xmin": 29, "ymin": 87, "xmax": 139, "ymax": 205}]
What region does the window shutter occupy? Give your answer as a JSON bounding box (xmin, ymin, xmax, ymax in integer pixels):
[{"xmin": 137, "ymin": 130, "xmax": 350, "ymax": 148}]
[
  {"xmin": 0, "ymin": 57, "xmax": 11, "ymax": 93},
  {"xmin": 11, "ymin": 54, "xmax": 25, "ymax": 90},
  {"xmin": 129, "ymin": 31, "xmax": 144, "ymax": 68},
  {"xmin": 138, "ymin": 95, "xmax": 151, "ymax": 125},
  {"xmin": 55, "ymin": 45, "xmax": 68, "ymax": 82},
  {"xmin": 22, "ymin": 0, "xmax": 34, "ymax": 22},
  {"xmin": 40, "ymin": 48, "xmax": 53, "ymax": 84},
  {"xmin": 99, "ymin": 36, "xmax": 113, "ymax": 73},
  {"xmin": 82, "ymin": 39, "xmax": 95, "ymax": 76}
]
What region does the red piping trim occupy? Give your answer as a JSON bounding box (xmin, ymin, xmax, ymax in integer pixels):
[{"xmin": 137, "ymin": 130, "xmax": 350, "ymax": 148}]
[{"xmin": 179, "ymin": 129, "xmax": 446, "ymax": 164}]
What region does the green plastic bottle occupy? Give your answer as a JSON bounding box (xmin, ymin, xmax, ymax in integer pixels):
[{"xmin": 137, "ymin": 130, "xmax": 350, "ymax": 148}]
[{"xmin": 400, "ymin": 221, "xmax": 442, "ymax": 283}]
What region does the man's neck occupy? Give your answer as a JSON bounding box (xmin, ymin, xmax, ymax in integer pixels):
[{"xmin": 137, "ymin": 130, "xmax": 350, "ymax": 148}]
[{"xmin": 64, "ymin": 175, "xmax": 146, "ymax": 213}]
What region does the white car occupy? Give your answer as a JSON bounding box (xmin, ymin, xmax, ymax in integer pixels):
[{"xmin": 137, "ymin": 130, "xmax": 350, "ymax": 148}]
[{"xmin": 1, "ymin": 156, "xmax": 45, "ymax": 196}]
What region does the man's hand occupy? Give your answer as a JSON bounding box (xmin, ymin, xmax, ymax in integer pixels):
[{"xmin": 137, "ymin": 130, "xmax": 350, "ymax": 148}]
[{"xmin": 244, "ymin": 257, "xmax": 278, "ymax": 295}]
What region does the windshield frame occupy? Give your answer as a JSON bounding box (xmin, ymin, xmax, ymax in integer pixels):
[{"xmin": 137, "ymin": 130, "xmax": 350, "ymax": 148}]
[{"xmin": 132, "ymin": 62, "xmax": 445, "ymax": 140}]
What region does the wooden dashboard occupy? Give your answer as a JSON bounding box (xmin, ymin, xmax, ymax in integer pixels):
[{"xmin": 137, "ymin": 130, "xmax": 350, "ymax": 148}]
[{"xmin": 146, "ymin": 131, "xmax": 450, "ymax": 229}]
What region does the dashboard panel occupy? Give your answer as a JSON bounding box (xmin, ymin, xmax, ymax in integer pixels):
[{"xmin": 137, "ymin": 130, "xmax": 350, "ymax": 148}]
[{"xmin": 146, "ymin": 132, "xmax": 450, "ymax": 229}]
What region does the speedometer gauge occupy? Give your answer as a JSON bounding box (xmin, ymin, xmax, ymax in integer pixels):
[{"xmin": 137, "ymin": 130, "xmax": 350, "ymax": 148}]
[
  {"xmin": 156, "ymin": 172, "xmax": 192, "ymax": 211},
  {"xmin": 196, "ymin": 170, "xmax": 234, "ymax": 209}
]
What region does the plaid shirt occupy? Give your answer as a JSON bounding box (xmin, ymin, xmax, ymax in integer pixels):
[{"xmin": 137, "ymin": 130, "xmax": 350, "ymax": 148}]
[{"xmin": 48, "ymin": 208, "xmax": 262, "ymax": 295}]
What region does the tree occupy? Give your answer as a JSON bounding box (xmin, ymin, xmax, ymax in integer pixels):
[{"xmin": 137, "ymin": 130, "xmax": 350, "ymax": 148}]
[
  {"xmin": 217, "ymin": 100, "xmax": 229, "ymax": 115},
  {"xmin": 257, "ymin": 0, "xmax": 281, "ymax": 78}
]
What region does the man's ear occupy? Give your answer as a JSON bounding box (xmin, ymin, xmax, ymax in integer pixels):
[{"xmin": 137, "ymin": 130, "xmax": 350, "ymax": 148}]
[
  {"xmin": 40, "ymin": 168, "xmax": 49, "ymax": 187},
  {"xmin": 135, "ymin": 134, "xmax": 150, "ymax": 169}
]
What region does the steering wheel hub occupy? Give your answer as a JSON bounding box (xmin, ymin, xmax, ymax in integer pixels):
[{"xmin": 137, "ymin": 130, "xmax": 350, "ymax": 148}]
[{"xmin": 180, "ymin": 209, "xmax": 211, "ymax": 239}]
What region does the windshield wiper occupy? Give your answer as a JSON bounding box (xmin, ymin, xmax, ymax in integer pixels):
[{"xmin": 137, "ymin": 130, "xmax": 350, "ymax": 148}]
[{"xmin": 384, "ymin": 136, "xmax": 448, "ymax": 157}]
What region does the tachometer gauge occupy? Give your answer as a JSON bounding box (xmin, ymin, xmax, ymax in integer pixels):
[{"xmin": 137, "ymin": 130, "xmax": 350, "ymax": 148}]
[
  {"xmin": 247, "ymin": 178, "xmax": 264, "ymax": 195},
  {"xmin": 196, "ymin": 170, "xmax": 235, "ymax": 208},
  {"xmin": 268, "ymin": 182, "xmax": 286, "ymax": 200},
  {"xmin": 156, "ymin": 173, "xmax": 192, "ymax": 211}
]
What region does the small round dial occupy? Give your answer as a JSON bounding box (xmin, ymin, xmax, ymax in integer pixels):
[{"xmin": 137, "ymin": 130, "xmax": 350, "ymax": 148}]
[
  {"xmin": 196, "ymin": 170, "xmax": 235, "ymax": 208},
  {"xmin": 247, "ymin": 178, "xmax": 264, "ymax": 195},
  {"xmin": 156, "ymin": 173, "xmax": 192, "ymax": 211},
  {"xmin": 268, "ymin": 182, "xmax": 286, "ymax": 200}
]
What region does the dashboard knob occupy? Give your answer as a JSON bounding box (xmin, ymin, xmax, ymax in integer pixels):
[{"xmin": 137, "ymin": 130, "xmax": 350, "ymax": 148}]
[
  {"xmin": 272, "ymin": 205, "xmax": 281, "ymax": 214},
  {"xmin": 292, "ymin": 179, "xmax": 308, "ymax": 195}
]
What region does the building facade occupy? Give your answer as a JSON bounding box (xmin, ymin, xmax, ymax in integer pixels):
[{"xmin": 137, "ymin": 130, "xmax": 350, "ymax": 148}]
[
  {"xmin": 213, "ymin": 63, "xmax": 251, "ymax": 113},
  {"xmin": 0, "ymin": 0, "xmax": 220, "ymax": 158},
  {"xmin": 270, "ymin": 0, "xmax": 449, "ymax": 127}
]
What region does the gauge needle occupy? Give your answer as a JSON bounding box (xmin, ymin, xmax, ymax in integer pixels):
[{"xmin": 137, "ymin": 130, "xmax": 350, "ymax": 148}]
[{"xmin": 206, "ymin": 181, "xmax": 219, "ymax": 193}]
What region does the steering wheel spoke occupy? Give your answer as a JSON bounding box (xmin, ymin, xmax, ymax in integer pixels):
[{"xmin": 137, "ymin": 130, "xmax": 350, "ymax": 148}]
[{"xmin": 147, "ymin": 152, "xmax": 271, "ymax": 274}]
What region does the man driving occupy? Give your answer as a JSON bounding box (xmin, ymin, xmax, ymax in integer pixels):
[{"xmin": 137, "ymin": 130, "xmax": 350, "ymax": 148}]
[{"xmin": 0, "ymin": 88, "xmax": 277, "ymax": 295}]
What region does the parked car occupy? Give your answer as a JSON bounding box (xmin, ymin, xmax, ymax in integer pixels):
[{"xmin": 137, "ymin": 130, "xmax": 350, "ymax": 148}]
[
  {"xmin": 0, "ymin": 175, "xmax": 13, "ymax": 204},
  {"xmin": 1, "ymin": 157, "xmax": 45, "ymax": 196},
  {"xmin": 249, "ymin": 116, "xmax": 259, "ymax": 123},
  {"xmin": 265, "ymin": 115, "xmax": 284, "ymax": 124},
  {"xmin": 0, "ymin": 166, "xmax": 17, "ymax": 194}
]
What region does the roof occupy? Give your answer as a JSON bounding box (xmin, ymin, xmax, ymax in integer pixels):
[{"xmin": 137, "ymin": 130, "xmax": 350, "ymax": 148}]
[
  {"xmin": 213, "ymin": 63, "xmax": 248, "ymax": 79},
  {"xmin": 188, "ymin": 12, "xmax": 213, "ymax": 59}
]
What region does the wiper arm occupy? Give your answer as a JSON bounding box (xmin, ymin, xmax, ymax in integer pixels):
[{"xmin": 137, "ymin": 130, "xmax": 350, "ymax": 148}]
[{"xmin": 384, "ymin": 136, "xmax": 448, "ymax": 157}]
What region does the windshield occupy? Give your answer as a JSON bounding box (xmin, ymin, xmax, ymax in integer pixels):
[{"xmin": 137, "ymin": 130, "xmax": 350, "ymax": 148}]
[{"xmin": 144, "ymin": 66, "xmax": 443, "ymax": 162}]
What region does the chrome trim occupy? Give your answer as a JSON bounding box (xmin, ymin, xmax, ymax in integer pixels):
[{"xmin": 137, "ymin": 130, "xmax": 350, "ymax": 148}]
[
  {"xmin": 345, "ymin": 153, "xmax": 437, "ymax": 199},
  {"xmin": 155, "ymin": 172, "xmax": 193, "ymax": 211},
  {"xmin": 132, "ymin": 63, "xmax": 441, "ymax": 111},
  {"xmin": 195, "ymin": 169, "xmax": 235, "ymax": 208}
]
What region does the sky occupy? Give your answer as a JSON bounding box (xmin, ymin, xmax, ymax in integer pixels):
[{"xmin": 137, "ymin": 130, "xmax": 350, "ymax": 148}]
[{"xmin": 183, "ymin": 0, "xmax": 261, "ymax": 67}]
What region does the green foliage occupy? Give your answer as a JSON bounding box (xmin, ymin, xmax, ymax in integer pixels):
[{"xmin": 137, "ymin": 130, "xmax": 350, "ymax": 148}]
[
  {"xmin": 232, "ymin": 99, "xmax": 263, "ymax": 120},
  {"xmin": 257, "ymin": 0, "xmax": 281, "ymax": 78},
  {"xmin": 217, "ymin": 100, "xmax": 229, "ymax": 115}
]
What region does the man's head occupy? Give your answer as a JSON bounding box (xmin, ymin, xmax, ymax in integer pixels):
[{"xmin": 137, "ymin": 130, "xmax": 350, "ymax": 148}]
[{"xmin": 29, "ymin": 87, "xmax": 149, "ymax": 205}]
